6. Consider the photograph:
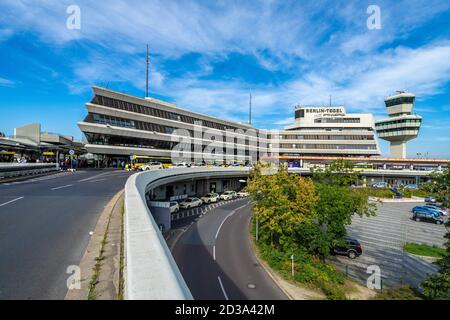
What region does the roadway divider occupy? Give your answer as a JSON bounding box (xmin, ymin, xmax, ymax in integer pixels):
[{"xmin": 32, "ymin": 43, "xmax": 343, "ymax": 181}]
[
  {"xmin": 124, "ymin": 167, "xmax": 250, "ymax": 300},
  {"xmin": 0, "ymin": 163, "xmax": 58, "ymax": 180}
]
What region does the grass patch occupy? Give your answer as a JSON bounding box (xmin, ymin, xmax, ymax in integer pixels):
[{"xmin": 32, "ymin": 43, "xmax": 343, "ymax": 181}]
[
  {"xmin": 118, "ymin": 201, "xmax": 125, "ymax": 300},
  {"xmin": 251, "ymin": 219, "xmax": 347, "ymax": 300},
  {"xmin": 364, "ymin": 188, "xmax": 394, "ymax": 198},
  {"xmin": 400, "ymin": 189, "xmax": 429, "ymax": 198},
  {"xmin": 88, "ymin": 213, "xmax": 112, "ymax": 300},
  {"xmin": 403, "ymin": 242, "xmax": 446, "ymax": 258},
  {"xmin": 373, "ymin": 285, "xmax": 423, "ymax": 300}
]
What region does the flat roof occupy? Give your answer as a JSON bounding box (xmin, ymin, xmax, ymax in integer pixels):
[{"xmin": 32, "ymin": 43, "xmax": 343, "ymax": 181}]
[{"xmin": 261, "ymin": 155, "xmax": 449, "ymax": 164}]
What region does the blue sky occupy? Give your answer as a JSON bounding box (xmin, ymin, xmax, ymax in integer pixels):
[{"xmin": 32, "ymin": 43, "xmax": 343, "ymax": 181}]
[{"xmin": 0, "ymin": 0, "xmax": 450, "ymax": 157}]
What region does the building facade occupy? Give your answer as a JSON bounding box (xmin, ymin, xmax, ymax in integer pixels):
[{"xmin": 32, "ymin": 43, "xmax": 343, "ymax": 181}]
[
  {"xmin": 78, "ymin": 87, "xmax": 380, "ymax": 165},
  {"xmin": 271, "ymin": 105, "xmax": 380, "ymax": 161}
]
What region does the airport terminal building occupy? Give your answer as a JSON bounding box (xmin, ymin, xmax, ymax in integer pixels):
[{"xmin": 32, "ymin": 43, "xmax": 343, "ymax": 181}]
[{"xmin": 78, "ymin": 86, "xmax": 380, "ymax": 165}]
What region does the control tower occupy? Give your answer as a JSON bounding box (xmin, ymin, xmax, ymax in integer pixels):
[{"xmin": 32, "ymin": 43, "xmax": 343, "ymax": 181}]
[{"xmin": 375, "ymin": 91, "xmax": 422, "ymax": 158}]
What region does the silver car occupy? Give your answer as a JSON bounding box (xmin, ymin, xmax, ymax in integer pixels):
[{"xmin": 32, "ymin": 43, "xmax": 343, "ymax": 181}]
[{"xmin": 179, "ymin": 197, "xmax": 203, "ymax": 209}]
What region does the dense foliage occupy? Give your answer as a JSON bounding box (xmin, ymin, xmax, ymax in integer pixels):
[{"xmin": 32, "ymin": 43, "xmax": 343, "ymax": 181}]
[
  {"xmin": 247, "ymin": 161, "xmax": 375, "ymax": 299},
  {"xmin": 421, "ymin": 165, "xmax": 450, "ymax": 300}
]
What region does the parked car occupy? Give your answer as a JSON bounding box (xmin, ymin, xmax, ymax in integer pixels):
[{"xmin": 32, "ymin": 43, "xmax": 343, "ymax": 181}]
[
  {"xmin": 236, "ymin": 191, "xmax": 249, "ymax": 197},
  {"xmin": 169, "ymin": 201, "xmax": 180, "ymax": 213},
  {"xmin": 425, "ymin": 196, "xmax": 436, "ymax": 203},
  {"xmin": 201, "ymin": 193, "xmax": 220, "ymax": 204},
  {"xmin": 424, "ymin": 203, "xmax": 450, "ymax": 215},
  {"xmin": 412, "ymin": 206, "xmax": 441, "ymax": 216},
  {"xmin": 175, "ymin": 162, "xmax": 191, "ymax": 167},
  {"xmin": 412, "ymin": 210, "xmax": 444, "ymax": 224},
  {"xmin": 179, "ymin": 197, "xmax": 203, "ymax": 209},
  {"xmin": 424, "ymin": 204, "xmax": 448, "ymax": 216},
  {"xmin": 220, "ymin": 191, "xmax": 237, "ymax": 200},
  {"xmin": 370, "ymin": 182, "xmax": 389, "ymax": 188},
  {"xmin": 140, "ymin": 161, "xmax": 163, "ymax": 171},
  {"xmin": 332, "ymin": 237, "xmax": 362, "ymax": 259},
  {"xmin": 404, "ymin": 184, "xmax": 419, "ymax": 190}
]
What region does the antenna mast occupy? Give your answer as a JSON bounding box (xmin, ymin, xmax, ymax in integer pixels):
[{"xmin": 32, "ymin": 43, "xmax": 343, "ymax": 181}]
[
  {"xmin": 146, "ymin": 44, "xmax": 149, "ymax": 97},
  {"xmin": 249, "ymin": 93, "xmax": 252, "ymax": 125}
]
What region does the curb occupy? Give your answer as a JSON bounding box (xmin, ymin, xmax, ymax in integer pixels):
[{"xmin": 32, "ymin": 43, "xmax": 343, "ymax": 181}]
[
  {"xmin": 65, "ymin": 189, "xmax": 124, "ymax": 300},
  {"xmin": 247, "ymin": 218, "xmax": 294, "ymax": 300}
]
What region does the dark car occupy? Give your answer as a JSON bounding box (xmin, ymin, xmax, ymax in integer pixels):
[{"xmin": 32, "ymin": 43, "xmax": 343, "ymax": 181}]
[
  {"xmin": 333, "ymin": 237, "xmax": 362, "ymax": 259},
  {"xmin": 412, "ymin": 211, "xmax": 444, "ymax": 224}
]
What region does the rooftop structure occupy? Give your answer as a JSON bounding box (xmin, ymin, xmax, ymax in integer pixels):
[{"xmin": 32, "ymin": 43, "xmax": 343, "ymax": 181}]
[{"xmin": 375, "ymin": 91, "xmax": 422, "ymax": 158}]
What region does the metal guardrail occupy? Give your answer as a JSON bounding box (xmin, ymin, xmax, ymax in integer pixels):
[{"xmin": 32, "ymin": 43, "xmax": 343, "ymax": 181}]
[
  {"xmin": 124, "ymin": 167, "xmax": 250, "ymax": 300},
  {"xmin": 0, "ymin": 163, "xmax": 58, "ymax": 178}
]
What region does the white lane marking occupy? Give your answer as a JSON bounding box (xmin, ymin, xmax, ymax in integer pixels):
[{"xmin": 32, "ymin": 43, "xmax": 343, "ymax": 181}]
[
  {"xmin": 77, "ymin": 172, "xmax": 111, "ymax": 182},
  {"xmin": 89, "ymin": 178, "xmax": 107, "ymax": 183},
  {"xmin": 215, "ymin": 203, "xmax": 248, "ymax": 240},
  {"xmin": 77, "ymin": 171, "xmax": 127, "ymax": 182},
  {"xmin": 51, "ymin": 184, "xmax": 73, "ymax": 190},
  {"xmin": 217, "ymin": 276, "xmax": 229, "ymax": 300},
  {"xmin": 213, "ymin": 245, "xmax": 216, "ymax": 261},
  {"xmin": 0, "ymin": 196, "xmax": 24, "ymax": 207}
]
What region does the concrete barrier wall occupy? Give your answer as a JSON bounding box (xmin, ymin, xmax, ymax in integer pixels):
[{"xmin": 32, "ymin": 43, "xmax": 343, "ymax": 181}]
[
  {"xmin": 0, "ymin": 163, "xmax": 58, "ymax": 179},
  {"xmin": 124, "ymin": 167, "xmax": 250, "ymax": 300}
]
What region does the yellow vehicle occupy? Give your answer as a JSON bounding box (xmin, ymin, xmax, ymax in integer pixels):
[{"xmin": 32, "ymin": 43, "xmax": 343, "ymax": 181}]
[
  {"xmin": 353, "ymin": 163, "xmax": 374, "ymax": 171},
  {"xmin": 131, "ymin": 156, "xmax": 172, "ymax": 170}
]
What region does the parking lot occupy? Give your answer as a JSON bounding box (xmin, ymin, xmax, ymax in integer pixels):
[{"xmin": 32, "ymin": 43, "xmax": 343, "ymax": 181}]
[
  {"xmin": 331, "ymin": 202, "xmax": 448, "ymax": 288},
  {"xmin": 169, "ymin": 196, "xmax": 247, "ymax": 229}
]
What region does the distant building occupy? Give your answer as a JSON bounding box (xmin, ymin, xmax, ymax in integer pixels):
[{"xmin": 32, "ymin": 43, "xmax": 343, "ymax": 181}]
[
  {"xmin": 276, "ymin": 105, "xmax": 380, "ymax": 159},
  {"xmin": 0, "ymin": 123, "xmax": 84, "ymax": 162},
  {"xmin": 375, "ymin": 91, "xmax": 422, "ymax": 158}
]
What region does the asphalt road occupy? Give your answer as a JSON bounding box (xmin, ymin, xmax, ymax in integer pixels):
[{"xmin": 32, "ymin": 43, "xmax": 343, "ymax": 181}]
[
  {"xmin": 331, "ymin": 202, "xmax": 447, "ymax": 288},
  {"xmin": 172, "ymin": 198, "xmax": 287, "ymax": 300},
  {"xmin": 0, "ymin": 169, "xmax": 132, "ymax": 299}
]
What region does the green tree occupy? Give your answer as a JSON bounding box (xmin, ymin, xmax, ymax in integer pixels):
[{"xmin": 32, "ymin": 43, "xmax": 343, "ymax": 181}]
[
  {"xmin": 310, "ymin": 160, "xmax": 376, "ymax": 257},
  {"xmin": 312, "ymin": 184, "xmax": 375, "ymax": 257},
  {"xmin": 423, "ymin": 163, "xmax": 450, "ymax": 207},
  {"xmin": 248, "ymin": 161, "xmax": 375, "ymax": 257},
  {"xmin": 421, "ymin": 165, "xmax": 450, "ymax": 299},
  {"xmin": 311, "ymin": 159, "xmax": 361, "ymax": 186},
  {"xmin": 247, "ymin": 163, "xmax": 318, "ymax": 248}
]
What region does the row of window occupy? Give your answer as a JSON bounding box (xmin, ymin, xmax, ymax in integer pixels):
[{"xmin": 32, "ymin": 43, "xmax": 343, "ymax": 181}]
[
  {"xmin": 385, "ymin": 96, "xmax": 415, "ymax": 107},
  {"xmin": 85, "ymin": 133, "xmax": 256, "ymax": 155},
  {"xmin": 285, "ymin": 127, "xmax": 373, "ymax": 132},
  {"xmin": 376, "ymin": 127, "xmax": 420, "ymax": 134},
  {"xmin": 89, "ymin": 113, "xmax": 253, "ymax": 145},
  {"xmin": 314, "ymin": 118, "xmax": 360, "ymax": 123},
  {"xmin": 92, "ymin": 95, "xmax": 243, "ymax": 132},
  {"xmin": 278, "ymin": 144, "xmax": 377, "ymax": 150},
  {"xmin": 89, "ymin": 113, "xmax": 375, "ymax": 146},
  {"xmin": 375, "ymin": 119, "xmax": 421, "ymax": 128},
  {"xmin": 269, "ymin": 134, "xmax": 374, "ymax": 140},
  {"xmin": 93, "ymin": 114, "xmax": 136, "ymax": 128}
]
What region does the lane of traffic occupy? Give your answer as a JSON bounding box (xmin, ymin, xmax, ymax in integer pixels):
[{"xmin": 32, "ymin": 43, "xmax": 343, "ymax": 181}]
[
  {"xmin": 172, "ymin": 199, "xmax": 287, "ymax": 300},
  {"xmin": 0, "ymin": 169, "xmax": 133, "ymax": 299}
]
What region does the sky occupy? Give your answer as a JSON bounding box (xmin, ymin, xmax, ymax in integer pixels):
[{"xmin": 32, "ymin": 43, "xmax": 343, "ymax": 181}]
[{"xmin": 0, "ymin": 0, "xmax": 450, "ymax": 157}]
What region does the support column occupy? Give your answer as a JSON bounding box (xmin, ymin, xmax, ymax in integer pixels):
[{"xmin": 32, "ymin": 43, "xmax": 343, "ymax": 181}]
[{"xmin": 390, "ymin": 141, "xmax": 406, "ymax": 158}]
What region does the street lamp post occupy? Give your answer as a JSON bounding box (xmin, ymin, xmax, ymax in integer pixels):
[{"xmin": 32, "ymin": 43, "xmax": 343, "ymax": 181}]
[
  {"xmin": 255, "ymin": 213, "xmax": 259, "ymax": 242},
  {"xmin": 291, "ymin": 254, "xmax": 295, "ymax": 278}
]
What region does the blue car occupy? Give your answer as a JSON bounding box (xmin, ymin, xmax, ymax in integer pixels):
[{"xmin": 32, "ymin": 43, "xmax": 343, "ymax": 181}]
[
  {"xmin": 412, "ymin": 206, "xmax": 441, "ymax": 217},
  {"xmin": 423, "ymin": 205, "xmax": 447, "ymax": 216}
]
